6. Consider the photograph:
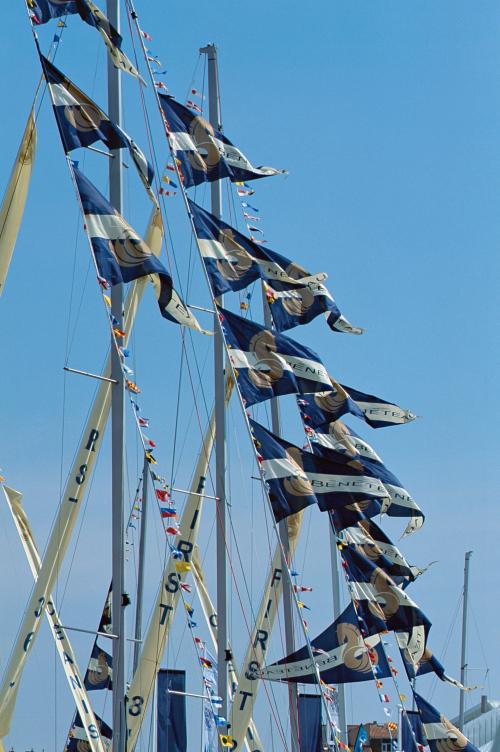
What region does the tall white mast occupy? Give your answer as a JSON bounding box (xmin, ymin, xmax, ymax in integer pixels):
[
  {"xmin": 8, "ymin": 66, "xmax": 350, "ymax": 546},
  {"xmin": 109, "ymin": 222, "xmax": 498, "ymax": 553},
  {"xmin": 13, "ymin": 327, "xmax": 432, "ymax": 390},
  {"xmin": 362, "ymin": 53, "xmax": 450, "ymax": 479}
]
[
  {"xmin": 106, "ymin": 1, "xmax": 126, "ymax": 749},
  {"xmin": 200, "ymin": 43, "xmax": 229, "ymax": 729},
  {"xmin": 458, "ymin": 550, "xmax": 473, "ymax": 731}
]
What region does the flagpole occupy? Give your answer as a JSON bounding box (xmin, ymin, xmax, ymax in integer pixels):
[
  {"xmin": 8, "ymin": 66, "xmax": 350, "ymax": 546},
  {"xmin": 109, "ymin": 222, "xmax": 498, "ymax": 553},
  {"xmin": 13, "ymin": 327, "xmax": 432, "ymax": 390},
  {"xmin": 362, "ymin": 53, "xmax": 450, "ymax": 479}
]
[
  {"xmin": 328, "ymin": 524, "xmax": 347, "ymax": 745},
  {"xmin": 133, "ymin": 456, "xmax": 149, "ymax": 672},
  {"xmin": 262, "ymin": 293, "xmax": 300, "ymax": 752},
  {"xmin": 107, "ymin": 0, "xmax": 126, "ymax": 749},
  {"xmin": 200, "ymin": 42, "xmax": 229, "ymax": 737},
  {"xmin": 458, "ymin": 550, "xmax": 473, "ymax": 731}
]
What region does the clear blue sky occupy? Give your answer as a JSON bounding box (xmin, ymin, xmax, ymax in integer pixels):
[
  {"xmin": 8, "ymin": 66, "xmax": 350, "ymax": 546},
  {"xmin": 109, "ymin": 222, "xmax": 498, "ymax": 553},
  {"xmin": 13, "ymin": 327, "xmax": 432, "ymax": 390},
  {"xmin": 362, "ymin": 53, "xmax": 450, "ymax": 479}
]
[{"xmin": 0, "ymin": 2, "xmax": 499, "ymax": 750}]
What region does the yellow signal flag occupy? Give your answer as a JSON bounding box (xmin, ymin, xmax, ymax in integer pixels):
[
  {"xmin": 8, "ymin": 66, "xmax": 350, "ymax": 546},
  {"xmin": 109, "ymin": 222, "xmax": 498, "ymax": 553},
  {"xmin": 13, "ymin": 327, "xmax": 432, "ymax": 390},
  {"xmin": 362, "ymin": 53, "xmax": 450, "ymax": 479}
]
[
  {"xmin": 219, "ymin": 735, "xmax": 234, "ymax": 748},
  {"xmin": 103, "ymin": 294, "xmax": 111, "ymax": 307},
  {"xmin": 175, "ymin": 560, "xmax": 191, "ymax": 573}
]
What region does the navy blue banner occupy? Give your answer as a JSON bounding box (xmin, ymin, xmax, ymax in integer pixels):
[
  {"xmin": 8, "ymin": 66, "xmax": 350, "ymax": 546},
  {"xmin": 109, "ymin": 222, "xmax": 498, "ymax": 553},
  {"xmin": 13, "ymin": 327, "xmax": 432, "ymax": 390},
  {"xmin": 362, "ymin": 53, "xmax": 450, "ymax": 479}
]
[
  {"xmin": 401, "ymin": 710, "xmax": 425, "ymax": 752},
  {"xmin": 298, "ymin": 694, "xmax": 322, "ymax": 752},
  {"xmin": 157, "ymin": 669, "xmax": 187, "ymax": 752}
]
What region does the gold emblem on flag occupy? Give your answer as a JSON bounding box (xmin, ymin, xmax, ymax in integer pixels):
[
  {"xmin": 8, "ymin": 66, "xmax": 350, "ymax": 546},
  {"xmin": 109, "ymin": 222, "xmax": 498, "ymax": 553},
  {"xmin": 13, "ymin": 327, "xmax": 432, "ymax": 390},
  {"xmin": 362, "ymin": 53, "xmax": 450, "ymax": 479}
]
[
  {"xmin": 336, "ymin": 621, "xmax": 373, "ymax": 673},
  {"xmin": 247, "ymin": 330, "xmax": 284, "ymax": 388}
]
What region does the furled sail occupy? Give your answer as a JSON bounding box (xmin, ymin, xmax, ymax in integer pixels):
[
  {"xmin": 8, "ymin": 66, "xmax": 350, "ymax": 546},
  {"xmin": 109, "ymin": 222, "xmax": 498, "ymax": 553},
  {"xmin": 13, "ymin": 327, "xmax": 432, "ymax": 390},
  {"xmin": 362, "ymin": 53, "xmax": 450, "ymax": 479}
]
[{"xmin": 0, "ymin": 110, "xmax": 36, "ymax": 297}]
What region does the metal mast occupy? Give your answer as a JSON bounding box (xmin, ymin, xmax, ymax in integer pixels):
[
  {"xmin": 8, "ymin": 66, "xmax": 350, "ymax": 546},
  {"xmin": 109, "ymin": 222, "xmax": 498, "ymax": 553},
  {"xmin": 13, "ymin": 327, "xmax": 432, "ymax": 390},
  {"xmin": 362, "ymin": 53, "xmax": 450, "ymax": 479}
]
[
  {"xmin": 458, "ymin": 550, "xmax": 473, "ymax": 731},
  {"xmin": 106, "ymin": 1, "xmax": 126, "ymax": 749},
  {"xmin": 328, "ymin": 523, "xmax": 347, "ymax": 745},
  {"xmin": 262, "ymin": 296, "xmax": 300, "ymax": 752},
  {"xmin": 133, "ymin": 456, "xmax": 149, "ymax": 673},
  {"xmin": 199, "ymin": 43, "xmax": 228, "ymax": 729}
]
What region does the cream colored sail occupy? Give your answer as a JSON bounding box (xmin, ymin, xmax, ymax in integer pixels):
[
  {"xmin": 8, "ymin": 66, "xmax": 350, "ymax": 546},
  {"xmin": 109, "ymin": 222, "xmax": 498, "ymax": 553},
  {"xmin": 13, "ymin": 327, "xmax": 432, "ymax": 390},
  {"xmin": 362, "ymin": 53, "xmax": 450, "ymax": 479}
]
[
  {"xmin": 0, "ymin": 110, "xmax": 36, "ymax": 296},
  {"xmin": 230, "ymin": 512, "xmax": 304, "ymax": 752},
  {"xmin": 191, "ymin": 546, "xmax": 263, "ymax": 752},
  {"xmin": 2, "ymin": 485, "xmax": 107, "ymax": 752},
  {"xmin": 0, "ymin": 208, "xmax": 162, "ymax": 739}
]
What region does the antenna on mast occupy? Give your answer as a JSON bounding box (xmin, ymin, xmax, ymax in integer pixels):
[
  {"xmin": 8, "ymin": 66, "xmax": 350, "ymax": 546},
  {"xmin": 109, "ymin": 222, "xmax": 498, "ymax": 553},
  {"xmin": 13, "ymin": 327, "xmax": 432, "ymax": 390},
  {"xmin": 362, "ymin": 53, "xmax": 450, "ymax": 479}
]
[{"xmin": 458, "ymin": 550, "xmax": 473, "ymax": 731}]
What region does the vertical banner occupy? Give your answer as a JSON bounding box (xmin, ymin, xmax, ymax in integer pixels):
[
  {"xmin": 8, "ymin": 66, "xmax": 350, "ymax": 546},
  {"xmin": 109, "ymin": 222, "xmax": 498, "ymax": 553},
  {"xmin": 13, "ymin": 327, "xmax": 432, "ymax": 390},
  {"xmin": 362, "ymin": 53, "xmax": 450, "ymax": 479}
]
[
  {"xmin": 298, "ymin": 694, "xmax": 322, "ymax": 752},
  {"xmin": 157, "ymin": 670, "xmax": 187, "ymax": 752},
  {"xmin": 401, "ymin": 710, "xmax": 425, "ymax": 752}
]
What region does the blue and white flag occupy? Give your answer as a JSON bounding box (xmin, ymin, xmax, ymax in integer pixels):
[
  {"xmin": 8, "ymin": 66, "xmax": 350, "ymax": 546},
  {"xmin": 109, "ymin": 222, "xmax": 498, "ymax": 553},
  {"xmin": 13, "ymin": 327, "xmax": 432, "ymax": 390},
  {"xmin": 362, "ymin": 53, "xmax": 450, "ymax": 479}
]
[
  {"xmin": 189, "ymin": 199, "xmax": 327, "ymax": 296},
  {"xmin": 31, "ymin": 0, "xmax": 142, "ymax": 80},
  {"xmin": 264, "ymin": 279, "xmax": 363, "ymax": 335},
  {"xmin": 84, "ymin": 642, "xmax": 112, "ymax": 691},
  {"xmin": 397, "ymin": 641, "xmax": 475, "ymax": 691},
  {"xmin": 160, "ymin": 94, "xmax": 286, "ymax": 189},
  {"xmin": 298, "ymin": 379, "xmax": 416, "ymax": 430},
  {"xmin": 260, "ymin": 602, "xmax": 391, "ymax": 685},
  {"xmin": 311, "ymin": 440, "xmax": 424, "ymax": 536},
  {"xmin": 250, "ymin": 420, "xmax": 390, "ymax": 522},
  {"xmin": 73, "ymin": 167, "xmax": 204, "ymax": 331},
  {"xmin": 414, "ymin": 692, "xmax": 480, "ymax": 752},
  {"xmin": 41, "ymin": 56, "xmax": 154, "ymax": 198},
  {"xmin": 66, "ymin": 712, "xmax": 112, "ymax": 752},
  {"xmin": 340, "ymin": 543, "xmax": 431, "ymax": 666},
  {"xmin": 332, "ymin": 509, "xmax": 419, "ymax": 582},
  {"xmin": 303, "ymin": 416, "xmax": 383, "ymax": 462},
  {"xmin": 220, "ymin": 308, "xmax": 332, "ymax": 406}
]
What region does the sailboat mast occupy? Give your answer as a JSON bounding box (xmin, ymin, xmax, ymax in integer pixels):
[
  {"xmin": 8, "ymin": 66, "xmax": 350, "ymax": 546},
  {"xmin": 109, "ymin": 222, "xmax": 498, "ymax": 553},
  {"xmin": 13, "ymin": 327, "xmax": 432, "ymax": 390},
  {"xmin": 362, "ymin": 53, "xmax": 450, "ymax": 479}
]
[
  {"xmin": 107, "ymin": 0, "xmax": 126, "ymax": 749},
  {"xmin": 328, "ymin": 525, "xmax": 347, "ymax": 744},
  {"xmin": 458, "ymin": 550, "xmax": 473, "ymax": 730},
  {"xmin": 133, "ymin": 456, "xmax": 149, "ymax": 672},
  {"xmin": 262, "ymin": 296, "xmax": 300, "ymax": 752},
  {"xmin": 200, "ymin": 43, "xmax": 229, "ymax": 726}
]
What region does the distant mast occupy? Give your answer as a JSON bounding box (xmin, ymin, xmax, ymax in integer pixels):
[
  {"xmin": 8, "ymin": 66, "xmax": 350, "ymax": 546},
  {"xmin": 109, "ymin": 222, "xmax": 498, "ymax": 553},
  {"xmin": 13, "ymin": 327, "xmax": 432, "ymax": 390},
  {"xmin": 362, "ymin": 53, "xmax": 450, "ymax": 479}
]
[{"xmin": 458, "ymin": 551, "xmax": 473, "ymax": 731}]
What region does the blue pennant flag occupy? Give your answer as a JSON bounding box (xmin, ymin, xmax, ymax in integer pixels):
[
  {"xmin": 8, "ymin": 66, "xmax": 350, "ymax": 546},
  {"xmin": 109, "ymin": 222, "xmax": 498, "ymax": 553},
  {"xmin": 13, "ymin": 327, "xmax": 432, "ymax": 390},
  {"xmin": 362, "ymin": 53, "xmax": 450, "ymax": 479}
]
[
  {"xmin": 32, "ymin": 1, "xmax": 142, "ymax": 80},
  {"xmin": 260, "ymin": 602, "xmax": 391, "ymax": 685},
  {"xmin": 159, "ymin": 94, "xmax": 286, "ymax": 189},
  {"xmin": 73, "ymin": 167, "xmax": 202, "ymax": 330},
  {"xmin": 189, "ymin": 198, "xmax": 326, "ymax": 296},
  {"xmin": 220, "ymin": 307, "xmax": 332, "ymax": 406},
  {"xmin": 65, "ymin": 711, "xmax": 112, "ymax": 752},
  {"xmin": 31, "ymin": 0, "xmax": 122, "ymax": 45},
  {"xmin": 84, "ymin": 642, "xmax": 112, "ymax": 691},
  {"xmin": 354, "ymin": 725, "xmax": 370, "ymax": 752},
  {"xmin": 264, "ymin": 279, "xmax": 362, "ymax": 335},
  {"xmin": 398, "ymin": 642, "xmax": 472, "ymax": 691},
  {"xmin": 74, "ymin": 166, "xmax": 167, "ymax": 286},
  {"xmin": 331, "ymin": 508, "xmax": 418, "ymax": 583},
  {"xmin": 297, "ymin": 379, "xmax": 416, "ymax": 431},
  {"xmin": 41, "ymin": 55, "xmax": 154, "ymax": 196},
  {"xmin": 414, "ymin": 692, "xmax": 480, "ymax": 752},
  {"xmin": 401, "ymin": 711, "xmax": 425, "ymax": 752},
  {"xmin": 250, "ymin": 420, "xmax": 390, "ymax": 522},
  {"xmin": 340, "ymin": 543, "xmax": 431, "ymax": 667},
  {"xmin": 311, "ymin": 437, "xmax": 424, "ymax": 536}
]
